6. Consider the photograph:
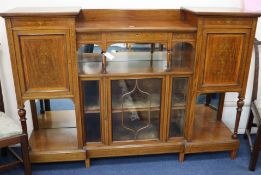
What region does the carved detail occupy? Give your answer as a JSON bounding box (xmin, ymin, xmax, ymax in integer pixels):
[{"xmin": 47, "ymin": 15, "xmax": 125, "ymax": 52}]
[
  {"xmin": 18, "ymin": 108, "xmax": 28, "ymax": 134},
  {"xmin": 232, "ymin": 97, "xmax": 245, "ymax": 139}
]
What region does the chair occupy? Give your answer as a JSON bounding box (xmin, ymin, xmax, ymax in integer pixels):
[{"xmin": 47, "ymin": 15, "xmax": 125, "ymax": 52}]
[
  {"xmin": 244, "ymin": 38, "xmax": 261, "ymax": 171},
  {"xmin": 0, "ymin": 82, "xmax": 32, "ymax": 175}
]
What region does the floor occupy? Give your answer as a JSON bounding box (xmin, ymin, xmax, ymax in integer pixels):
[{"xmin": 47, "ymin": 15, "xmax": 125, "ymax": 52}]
[{"xmin": 1, "ymin": 135, "xmax": 261, "ymax": 175}]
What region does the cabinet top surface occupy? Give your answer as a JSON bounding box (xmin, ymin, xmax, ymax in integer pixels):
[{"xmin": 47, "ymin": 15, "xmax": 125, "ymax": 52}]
[
  {"xmin": 0, "ymin": 7, "xmax": 81, "ymax": 17},
  {"xmin": 1, "ymin": 7, "xmax": 261, "ymax": 17},
  {"xmin": 182, "ymin": 7, "xmax": 261, "ymax": 17}
]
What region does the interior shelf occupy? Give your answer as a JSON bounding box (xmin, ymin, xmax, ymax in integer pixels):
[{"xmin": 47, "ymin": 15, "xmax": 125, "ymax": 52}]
[
  {"xmin": 83, "ymin": 91, "xmax": 187, "ymax": 114},
  {"xmin": 78, "ymin": 60, "xmax": 192, "ymax": 76}
]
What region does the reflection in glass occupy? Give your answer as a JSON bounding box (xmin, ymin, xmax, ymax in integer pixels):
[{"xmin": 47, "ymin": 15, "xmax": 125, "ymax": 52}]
[
  {"xmin": 83, "ymin": 81, "xmax": 101, "ymax": 143},
  {"xmin": 169, "ymin": 109, "xmax": 185, "ymax": 137},
  {"xmin": 111, "ymin": 78, "xmax": 162, "ymax": 141},
  {"xmin": 171, "ymin": 42, "xmax": 194, "ymax": 70},
  {"xmin": 169, "ymin": 78, "xmax": 189, "ymax": 138},
  {"xmin": 172, "ymin": 78, "xmax": 188, "ymax": 105}
]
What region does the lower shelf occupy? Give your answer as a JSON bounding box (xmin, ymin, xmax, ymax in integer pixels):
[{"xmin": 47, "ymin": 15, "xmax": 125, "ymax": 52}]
[
  {"xmin": 28, "ymin": 105, "xmax": 239, "ymax": 163},
  {"xmin": 185, "ymin": 105, "xmax": 239, "ymax": 153},
  {"xmin": 29, "ymin": 128, "xmax": 85, "ymax": 163}
]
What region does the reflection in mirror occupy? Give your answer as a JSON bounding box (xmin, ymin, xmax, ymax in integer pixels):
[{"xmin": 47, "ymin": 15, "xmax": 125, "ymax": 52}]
[
  {"xmin": 78, "ymin": 44, "xmax": 102, "ymax": 61},
  {"xmin": 31, "ymin": 98, "xmax": 76, "ymax": 129},
  {"xmin": 107, "ymin": 43, "xmax": 167, "ymax": 61},
  {"xmin": 78, "ymin": 44, "xmax": 103, "ymax": 74},
  {"xmin": 171, "ymin": 42, "xmax": 194, "ymax": 70}
]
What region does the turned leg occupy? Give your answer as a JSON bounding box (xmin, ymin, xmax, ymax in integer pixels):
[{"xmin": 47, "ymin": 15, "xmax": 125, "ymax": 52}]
[
  {"xmin": 217, "ymin": 93, "xmax": 225, "ymax": 121},
  {"xmin": 85, "ymin": 158, "xmax": 91, "ymax": 168},
  {"xmin": 179, "ymin": 152, "xmax": 185, "ymax": 162},
  {"xmin": 21, "ymin": 136, "xmax": 32, "ymax": 175},
  {"xmin": 18, "ymin": 108, "xmax": 32, "ymax": 175},
  {"xmin": 230, "ymin": 149, "xmax": 238, "ymax": 160},
  {"xmin": 232, "ymin": 96, "xmax": 245, "ymax": 139},
  {"xmin": 249, "ymin": 123, "xmax": 261, "ymax": 171}
]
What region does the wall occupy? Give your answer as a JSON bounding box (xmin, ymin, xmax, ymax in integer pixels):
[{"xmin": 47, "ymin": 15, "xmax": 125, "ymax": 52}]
[{"xmin": 0, "ymin": 0, "xmax": 258, "ymax": 135}]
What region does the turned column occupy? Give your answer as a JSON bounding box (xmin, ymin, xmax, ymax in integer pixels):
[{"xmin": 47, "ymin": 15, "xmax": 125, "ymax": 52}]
[
  {"xmin": 18, "ymin": 108, "xmax": 28, "ymax": 135},
  {"xmin": 18, "ymin": 108, "xmax": 32, "ymax": 175},
  {"xmin": 232, "ymin": 96, "xmax": 245, "ymax": 139}
]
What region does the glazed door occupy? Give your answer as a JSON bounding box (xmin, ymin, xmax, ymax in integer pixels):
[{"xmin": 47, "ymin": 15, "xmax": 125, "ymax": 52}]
[
  {"xmin": 108, "ymin": 77, "xmax": 166, "ymax": 143},
  {"xmin": 168, "ymin": 77, "xmax": 189, "ymax": 139},
  {"xmin": 198, "ymin": 28, "xmax": 250, "ymax": 92},
  {"xmin": 13, "ymin": 29, "xmax": 74, "ymax": 99}
]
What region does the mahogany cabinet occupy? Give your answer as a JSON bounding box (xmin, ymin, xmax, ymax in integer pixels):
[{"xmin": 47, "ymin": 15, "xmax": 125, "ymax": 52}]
[{"xmin": 0, "ymin": 7, "xmax": 260, "ymax": 167}]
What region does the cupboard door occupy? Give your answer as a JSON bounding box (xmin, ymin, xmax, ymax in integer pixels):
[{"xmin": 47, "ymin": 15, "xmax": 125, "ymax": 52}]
[
  {"xmin": 82, "ymin": 80, "xmax": 102, "ymax": 143},
  {"xmin": 198, "ymin": 29, "xmax": 250, "ymax": 91},
  {"xmin": 13, "ymin": 29, "xmax": 73, "ymax": 98},
  {"xmin": 109, "ymin": 78, "xmax": 163, "ymax": 142},
  {"xmin": 169, "ymin": 77, "xmax": 189, "ymax": 138}
]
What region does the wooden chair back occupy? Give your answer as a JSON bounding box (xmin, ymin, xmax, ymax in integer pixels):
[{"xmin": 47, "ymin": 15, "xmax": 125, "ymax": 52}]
[{"xmin": 252, "ymin": 39, "xmax": 261, "ymax": 101}]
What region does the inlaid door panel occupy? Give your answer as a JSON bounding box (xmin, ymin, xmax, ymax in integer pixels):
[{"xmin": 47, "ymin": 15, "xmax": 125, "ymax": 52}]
[
  {"xmin": 199, "ymin": 29, "xmax": 250, "ymax": 91},
  {"xmin": 13, "ymin": 30, "xmax": 73, "ymax": 98}
]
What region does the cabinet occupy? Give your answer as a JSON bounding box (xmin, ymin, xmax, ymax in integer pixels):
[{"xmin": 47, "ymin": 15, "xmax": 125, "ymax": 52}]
[
  {"xmin": 0, "ymin": 7, "xmax": 260, "ymax": 167},
  {"xmin": 199, "ymin": 28, "xmax": 251, "ymax": 91},
  {"xmin": 13, "ymin": 29, "xmax": 73, "ymax": 98}
]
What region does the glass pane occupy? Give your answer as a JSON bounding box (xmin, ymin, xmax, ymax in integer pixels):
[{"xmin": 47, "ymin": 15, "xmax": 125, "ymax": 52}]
[
  {"xmin": 171, "ymin": 42, "xmax": 194, "ymax": 70},
  {"xmin": 169, "ymin": 77, "xmax": 189, "ymax": 138},
  {"xmin": 111, "ymin": 78, "xmax": 162, "ymax": 141},
  {"xmin": 83, "ymin": 81, "xmax": 101, "ymax": 143},
  {"xmin": 169, "ymin": 109, "xmax": 185, "ymax": 137},
  {"xmin": 172, "ymin": 78, "xmax": 188, "ymax": 105},
  {"xmin": 78, "ymin": 44, "xmax": 103, "ymax": 75}
]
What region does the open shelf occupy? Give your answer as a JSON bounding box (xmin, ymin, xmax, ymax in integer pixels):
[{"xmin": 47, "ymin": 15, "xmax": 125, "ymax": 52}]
[
  {"xmin": 185, "ymin": 105, "xmax": 239, "ymax": 153},
  {"xmin": 29, "ymin": 110, "xmax": 85, "ymax": 162},
  {"xmin": 29, "ymin": 127, "xmax": 85, "ymax": 163}
]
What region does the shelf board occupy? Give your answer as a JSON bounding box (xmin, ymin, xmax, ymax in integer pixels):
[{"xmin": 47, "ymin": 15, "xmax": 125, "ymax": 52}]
[
  {"xmin": 185, "ymin": 105, "xmax": 239, "ymax": 153},
  {"xmin": 84, "ymin": 93, "xmax": 186, "ymax": 113},
  {"xmin": 29, "ymin": 128, "xmax": 85, "ymax": 163},
  {"xmin": 78, "ymin": 60, "xmax": 193, "ymax": 77}
]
